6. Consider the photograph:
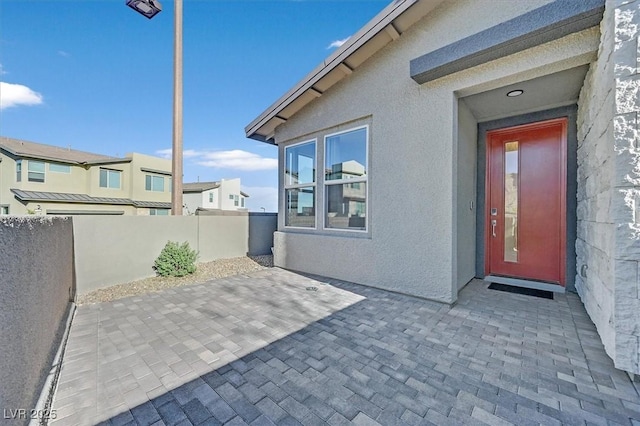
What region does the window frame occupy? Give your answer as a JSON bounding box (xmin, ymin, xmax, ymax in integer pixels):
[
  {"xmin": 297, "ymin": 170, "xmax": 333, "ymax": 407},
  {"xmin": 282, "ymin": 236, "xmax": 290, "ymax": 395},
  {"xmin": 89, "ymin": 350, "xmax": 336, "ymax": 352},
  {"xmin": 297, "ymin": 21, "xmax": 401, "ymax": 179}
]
[
  {"xmin": 27, "ymin": 160, "xmax": 46, "ymax": 183},
  {"xmin": 149, "ymin": 208, "xmax": 170, "ymax": 216},
  {"xmin": 322, "ymin": 125, "xmax": 369, "ymax": 233},
  {"xmin": 16, "ymin": 160, "xmax": 22, "ymax": 182},
  {"xmin": 49, "ymin": 163, "xmax": 71, "ymax": 174},
  {"xmin": 99, "ymin": 168, "xmax": 122, "ymax": 189},
  {"xmin": 284, "ymin": 139, "xmax": 317, "ymax": 230},
  {"xmin": 145, "ymin": 174, "xmax": 165, "ymax": 192}
]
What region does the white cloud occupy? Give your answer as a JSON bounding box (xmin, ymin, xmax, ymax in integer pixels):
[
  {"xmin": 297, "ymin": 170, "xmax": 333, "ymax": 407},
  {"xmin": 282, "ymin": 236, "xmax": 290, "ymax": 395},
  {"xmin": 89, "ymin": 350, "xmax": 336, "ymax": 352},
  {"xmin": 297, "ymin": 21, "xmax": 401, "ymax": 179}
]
[
  {"xmin": 327, "ymin": 37, "xmax": 350, "ymax": 49},
  {"xmin": 242, "ymin": 186, "xmax": 278, "ymax": 213},
  {"xmin": 156, "ymin": 148, "xmax": 172, "ymax": 159},
  {"xmin": 0, "ymin": 64, "xmax": 7, "ymax": 75},
  {"xmin": 156, "ymin": 148, "xmax": 200, "ymax": 159},
  {"xmin": 198, "ymin": 150, "xmax": 277, "ymax": 171},
  {"xmin": 58, "ymin": 50, "xmax": 70, "ymax": 57},
  {"xmin": 0, "ymin": 82, "xmax": 43, "ymax": 110},
  {"xmin": 156, "ymin": 148, "xmax": 277, "ymax": 171}
]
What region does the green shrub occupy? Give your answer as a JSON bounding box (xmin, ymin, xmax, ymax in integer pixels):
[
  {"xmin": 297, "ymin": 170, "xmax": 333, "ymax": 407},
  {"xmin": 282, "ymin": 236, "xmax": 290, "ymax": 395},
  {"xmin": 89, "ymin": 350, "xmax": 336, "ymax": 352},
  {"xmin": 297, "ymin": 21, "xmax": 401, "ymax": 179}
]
[{"xmin": 154, "ymin": 241, "xmax": 198, "ymax": 277}]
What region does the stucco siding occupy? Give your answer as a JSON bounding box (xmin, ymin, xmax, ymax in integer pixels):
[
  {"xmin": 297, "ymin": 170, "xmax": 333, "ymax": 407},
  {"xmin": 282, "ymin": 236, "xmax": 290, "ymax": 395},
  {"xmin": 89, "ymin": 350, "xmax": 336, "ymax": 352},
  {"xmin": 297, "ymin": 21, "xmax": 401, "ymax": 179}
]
[
  {"xmin": 0, "ymin": 153, "xmax": 15, "ymax": 214},
  {"xmin": 0, "ymin": 217, "xmax": 73, "ymax": 425},
  {"xmin": 73, "ymin": 215, "xmax": 253, "ymax": 294},
  {"xmin": 456, "ymin": 99, "xmax": 478, "ymax": 291},
  {"xmin": 273, "ymin": 0, "xmax": 599, "ymax": 303},
  {"xmin": 183, "ymin": 192, "xmax": 204, "ymax": 214}
]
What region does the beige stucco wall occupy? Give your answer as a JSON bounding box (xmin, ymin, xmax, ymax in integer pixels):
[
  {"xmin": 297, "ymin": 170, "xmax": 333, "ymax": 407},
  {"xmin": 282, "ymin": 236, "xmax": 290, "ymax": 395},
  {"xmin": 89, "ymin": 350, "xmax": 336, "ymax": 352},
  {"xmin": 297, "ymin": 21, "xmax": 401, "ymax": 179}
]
[
  {"xmin": 0, "ymin": 153, "xmax": 16, "ymax": 214},
  {"xmin": 273, "ymin": 0, "xmax": 598, "ymax": 303},
  {"xmin": 86, "ymin": 161, "xmax": 129, "ymax": 198},
  {"xmin": 0, "ymin": 152, "xmax": 97, "ymax": 215},
  {"xmin": 576, "ymin": 0, "xmax": 640, "ymax": 375},
  {"xmin": 73, "ymin": 215, "xmax": 250, "ymax": 294},
  {"xmin": 128, "ymin": 152, "xmax": 172, "ymax": 203},
  {"xmin": 0, "ymin": 216, "xmax": 73, "ymax": 424},
  {"xmin": 0, "ymin": 151, "xmax": 170, "ymax": 215}
]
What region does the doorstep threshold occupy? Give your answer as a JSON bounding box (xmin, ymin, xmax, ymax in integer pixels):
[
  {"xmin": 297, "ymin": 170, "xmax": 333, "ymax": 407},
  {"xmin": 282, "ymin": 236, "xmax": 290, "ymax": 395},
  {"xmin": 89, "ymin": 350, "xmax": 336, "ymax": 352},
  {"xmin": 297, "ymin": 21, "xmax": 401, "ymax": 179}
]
[{"xmin": 484, "ymin": 275, "xmax": 565, "ymax": 293}]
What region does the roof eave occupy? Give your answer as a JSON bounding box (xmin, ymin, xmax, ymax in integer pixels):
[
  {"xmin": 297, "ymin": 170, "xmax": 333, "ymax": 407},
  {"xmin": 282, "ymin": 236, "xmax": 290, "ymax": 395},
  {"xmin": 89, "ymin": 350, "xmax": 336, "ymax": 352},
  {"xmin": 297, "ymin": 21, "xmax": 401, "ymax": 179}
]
[{"xmin": 245, "ymin": 0, "xmax": 445, "ymax": 143}]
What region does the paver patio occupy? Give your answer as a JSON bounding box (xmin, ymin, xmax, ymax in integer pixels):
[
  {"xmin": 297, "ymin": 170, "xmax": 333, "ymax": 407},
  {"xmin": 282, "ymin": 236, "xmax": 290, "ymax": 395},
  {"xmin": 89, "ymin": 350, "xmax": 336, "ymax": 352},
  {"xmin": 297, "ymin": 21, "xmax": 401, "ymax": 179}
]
[{"xmin": 50, "ymin": 268, "xmax": 640, "ymax": 425}]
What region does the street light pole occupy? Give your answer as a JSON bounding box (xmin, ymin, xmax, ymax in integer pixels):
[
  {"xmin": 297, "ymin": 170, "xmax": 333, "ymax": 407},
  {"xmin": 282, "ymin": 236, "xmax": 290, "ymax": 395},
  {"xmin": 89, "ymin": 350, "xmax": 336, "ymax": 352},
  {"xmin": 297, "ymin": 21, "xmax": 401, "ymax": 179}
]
[
  {"xmin": 127, "ymin": 0, "xmax": 183, "ymax": 215},
  {"xmin": 172, "ymin": 0, "xmax": 183, "ymax": 215}
]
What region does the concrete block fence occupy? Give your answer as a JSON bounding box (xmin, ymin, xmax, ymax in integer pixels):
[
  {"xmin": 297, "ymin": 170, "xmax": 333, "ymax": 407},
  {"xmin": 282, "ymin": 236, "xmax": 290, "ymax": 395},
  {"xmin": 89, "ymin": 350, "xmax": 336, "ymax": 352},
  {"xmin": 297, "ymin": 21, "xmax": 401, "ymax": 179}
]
[{"xmin": 0, "ymin": 213, "xmax": 276, "ymax": 424}]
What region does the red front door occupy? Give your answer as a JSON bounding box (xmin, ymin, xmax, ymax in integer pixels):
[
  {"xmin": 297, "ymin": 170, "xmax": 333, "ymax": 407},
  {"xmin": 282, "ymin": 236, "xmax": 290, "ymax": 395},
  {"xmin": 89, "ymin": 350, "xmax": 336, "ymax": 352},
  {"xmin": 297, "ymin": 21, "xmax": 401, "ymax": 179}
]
[{"xmin": 486, "ymin": 118, "xmax": 567, "ymax": 285}]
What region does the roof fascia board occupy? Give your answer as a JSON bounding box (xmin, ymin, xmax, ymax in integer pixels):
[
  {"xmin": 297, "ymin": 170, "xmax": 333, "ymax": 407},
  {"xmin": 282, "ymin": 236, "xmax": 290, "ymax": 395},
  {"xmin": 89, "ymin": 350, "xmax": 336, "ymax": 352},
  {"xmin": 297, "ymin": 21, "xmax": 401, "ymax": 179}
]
[
  {"xmin": 245, "ymin": 0, "xmax": 423, "ymax": 141},
  {"xmin": 409, "ymin": 0, "xmax": 605, "ymax": 84},
  {"xmin": 0, "ymin": 146, "xmax": 18, "ymax": 158},
  {"xmin": 0, "ymin": 144, "xmax": 125, "ymax": 165},
  {"xmin": 83, "ymin": 158, "xmax": 132, "ymax": 166},
  {"xmin": 47, "ymin": 210, "xmax": 125, "ymax": 215},
  {"xmin": 0, "ymin": 149, "xmax": 82, "ymax": 165}
]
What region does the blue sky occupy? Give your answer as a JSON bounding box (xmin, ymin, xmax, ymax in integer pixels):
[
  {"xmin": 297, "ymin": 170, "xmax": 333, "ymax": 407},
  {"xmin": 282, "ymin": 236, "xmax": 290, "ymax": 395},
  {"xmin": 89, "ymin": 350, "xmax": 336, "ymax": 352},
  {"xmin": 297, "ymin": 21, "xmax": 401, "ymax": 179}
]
[{"xmin": 0, "ymin": 0, "xmax": 388, "ymax": 212}]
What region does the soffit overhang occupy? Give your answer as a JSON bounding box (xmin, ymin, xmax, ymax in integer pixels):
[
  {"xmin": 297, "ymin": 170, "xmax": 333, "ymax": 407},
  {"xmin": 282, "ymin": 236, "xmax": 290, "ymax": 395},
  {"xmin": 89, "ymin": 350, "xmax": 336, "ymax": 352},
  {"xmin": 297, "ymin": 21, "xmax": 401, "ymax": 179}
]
[{"xmin": 409, "ymin": 0, "xmax": 605, "ymax": 84}]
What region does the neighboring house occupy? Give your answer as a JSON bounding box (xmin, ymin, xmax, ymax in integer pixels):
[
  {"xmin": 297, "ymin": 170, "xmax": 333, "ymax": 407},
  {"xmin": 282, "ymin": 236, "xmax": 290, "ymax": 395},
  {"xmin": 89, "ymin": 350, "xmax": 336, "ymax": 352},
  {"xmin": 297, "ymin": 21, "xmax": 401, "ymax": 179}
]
[
  {"xmin": 0, "ymin": 136, "xmax": 172, "ymax": 215},
  {"xmin": 183, "ymin": 178, "xmax": 248, "ymax": 214},
  {"xmin": 246, "ymin": 0, "xmax": 640, "ymax": 376}
]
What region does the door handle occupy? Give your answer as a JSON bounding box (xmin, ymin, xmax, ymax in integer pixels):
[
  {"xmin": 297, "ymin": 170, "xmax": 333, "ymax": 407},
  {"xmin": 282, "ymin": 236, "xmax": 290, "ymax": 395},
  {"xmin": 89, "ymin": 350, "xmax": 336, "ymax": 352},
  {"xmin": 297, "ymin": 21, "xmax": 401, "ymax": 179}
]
[{"xmin": 491, "ymin": 220, "xmax": 497, "ymax": 238}]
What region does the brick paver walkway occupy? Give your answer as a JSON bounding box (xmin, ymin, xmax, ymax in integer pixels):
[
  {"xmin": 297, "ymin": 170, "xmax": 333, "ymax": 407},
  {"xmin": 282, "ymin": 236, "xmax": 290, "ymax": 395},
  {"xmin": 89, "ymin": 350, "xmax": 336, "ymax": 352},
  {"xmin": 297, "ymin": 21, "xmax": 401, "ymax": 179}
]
[{"xmin": 50, "ymin": 268, "xmax": 640, "ymax": 425}]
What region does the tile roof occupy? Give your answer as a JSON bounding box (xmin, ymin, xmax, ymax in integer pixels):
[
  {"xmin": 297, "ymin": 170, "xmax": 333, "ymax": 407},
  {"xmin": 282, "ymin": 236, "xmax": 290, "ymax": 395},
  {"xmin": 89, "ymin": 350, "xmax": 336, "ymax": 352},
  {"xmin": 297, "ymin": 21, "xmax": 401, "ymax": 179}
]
[
  {"xmin": 183, "ymin": 181, "xmax": 220, "ymax": 193},
  {"xmin": 0, "ymin": 136, "xmax": 125, "ymax": 164},
  {"xmin": 134, "ymin": 200, "xmax": 173, "ymax": 208},
  {"xmin": 10, "ymin": 189, "xmax": 171, "ymax": 209}
]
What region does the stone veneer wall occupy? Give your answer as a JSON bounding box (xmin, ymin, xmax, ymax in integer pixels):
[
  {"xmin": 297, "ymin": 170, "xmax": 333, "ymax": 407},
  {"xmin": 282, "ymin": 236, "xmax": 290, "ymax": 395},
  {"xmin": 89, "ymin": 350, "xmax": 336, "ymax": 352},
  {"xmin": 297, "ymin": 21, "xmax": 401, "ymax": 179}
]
[{"xmin": 577, "ymin": 0, "xmax": 640, "ymax": 375}]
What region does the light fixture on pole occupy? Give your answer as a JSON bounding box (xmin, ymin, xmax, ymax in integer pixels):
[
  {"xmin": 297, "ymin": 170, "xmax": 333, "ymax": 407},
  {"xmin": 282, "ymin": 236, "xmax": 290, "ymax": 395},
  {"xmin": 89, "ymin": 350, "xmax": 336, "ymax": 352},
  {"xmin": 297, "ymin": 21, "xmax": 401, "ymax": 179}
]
[
  {"xmin": 127, "ymin": 0, "xmax": 183, "ymax": 215},
  {"xmin": 126, "ymin": 0, "xmax": 162, "ymax": 19}
]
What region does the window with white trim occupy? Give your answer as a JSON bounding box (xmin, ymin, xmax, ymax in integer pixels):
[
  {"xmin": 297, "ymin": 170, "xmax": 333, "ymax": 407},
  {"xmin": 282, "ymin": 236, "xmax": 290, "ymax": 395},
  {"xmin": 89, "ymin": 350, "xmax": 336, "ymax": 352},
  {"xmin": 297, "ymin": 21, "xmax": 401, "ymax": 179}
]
[
  {"xmin": 28, "ymin": 160, "xmax": 45, "ymax": 183},
  {"xmin": 27, "ymin": 160, "xmax": 45, "ymax": 182},
  {"xmin": 16, "ymin": 160, "xmax": 22, "ymax": 182},
  {"xmin": 209, "ymin": 193, "xmax": 214, "ymax": 203},
  {"xmin": 145, "ymin": 174, "xmax": 165, "ymax": 192},
  {"xmin": 99, "ymin": 168, "xmax": 121, "ymax": 189},
  {"xmin": 284, "ymin": 140, "xmax": 316, "ymax": 228},
  {"xmin": 324, "ymin": 127, "xmax": 367, "ymax": 230}
]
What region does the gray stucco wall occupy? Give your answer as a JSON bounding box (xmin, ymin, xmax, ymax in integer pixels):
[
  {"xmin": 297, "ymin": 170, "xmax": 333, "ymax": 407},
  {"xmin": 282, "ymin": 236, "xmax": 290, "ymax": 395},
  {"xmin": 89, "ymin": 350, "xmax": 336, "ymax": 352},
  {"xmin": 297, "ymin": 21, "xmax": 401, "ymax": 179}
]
[
  {"xmin": 248, "ymin": 213, "xmax": 277, "ymax": 256},
  {"xmin": 0, "ymin": 216, "xmax": 73, "ymax": 425},
  {"xmin": 456, "ymin": 99, "xmax": 478, "ymax": 291},
  {"xmin": 73, "ymin": 216, "xmax": 252, "ymax": 295},
  {"xmin": 272, "ymin": 0, "xmax": 598, "ymax": 303},
  {"xmin": 576, "ymin": 0, "xmax": 640, "ymax": 375}
]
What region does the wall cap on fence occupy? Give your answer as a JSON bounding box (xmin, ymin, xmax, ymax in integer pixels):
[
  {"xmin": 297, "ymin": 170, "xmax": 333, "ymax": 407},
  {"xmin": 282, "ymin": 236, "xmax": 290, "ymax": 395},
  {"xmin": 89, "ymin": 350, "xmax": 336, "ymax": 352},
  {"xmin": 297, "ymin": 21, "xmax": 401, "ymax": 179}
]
[{"xmin": 1, "ymin": 215, "xmax": 68, "ymax": 229}]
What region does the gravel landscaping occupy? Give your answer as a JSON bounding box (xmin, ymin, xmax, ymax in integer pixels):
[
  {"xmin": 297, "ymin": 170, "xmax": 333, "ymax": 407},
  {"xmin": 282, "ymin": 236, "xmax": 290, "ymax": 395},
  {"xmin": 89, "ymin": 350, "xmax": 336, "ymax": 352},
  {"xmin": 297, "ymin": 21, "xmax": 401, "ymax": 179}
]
[{"xmin": 77, "ymin": 255, "xmax": 273, "ymax": 305}]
